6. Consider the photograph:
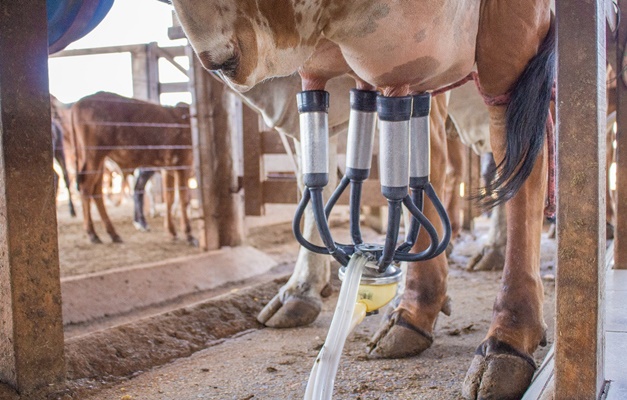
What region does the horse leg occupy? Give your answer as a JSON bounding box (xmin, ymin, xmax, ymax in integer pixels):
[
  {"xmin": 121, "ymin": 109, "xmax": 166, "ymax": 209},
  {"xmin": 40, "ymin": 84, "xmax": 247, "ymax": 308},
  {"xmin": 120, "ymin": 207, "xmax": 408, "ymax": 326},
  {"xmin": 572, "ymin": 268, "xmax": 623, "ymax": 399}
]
[
  {"xmin": 178, "ymin": 169, "xmax": 198, "ymax": 246},
  {"xmin": 133, "ymin": 168, "xmax": 155, "ymax": 232},
  {"xmin": 257, "ymin": 136, "xmax": 338, "ymax": 328},
  {"xmin": 368, "ymin": 93, "xmax": 450, "ymax": 358},
  {"xmin": 163, "ymin": 170, "xmax": 177, "ymax": 239},
  {"xmin": 463, "ymin": 3, "xmax": 552, "ymax": 398}
]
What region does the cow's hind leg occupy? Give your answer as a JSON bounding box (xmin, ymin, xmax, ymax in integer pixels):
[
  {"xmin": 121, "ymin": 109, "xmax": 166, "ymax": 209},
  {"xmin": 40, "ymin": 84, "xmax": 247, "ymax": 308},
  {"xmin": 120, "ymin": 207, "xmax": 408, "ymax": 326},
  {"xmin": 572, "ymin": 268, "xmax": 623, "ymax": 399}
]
[
  {"xmin": 163, "ymin": 170, "xmax": 177, "ymax": 240},
  {"xmin": 467, "ymin": 201, "xmax": 507, "ymax": 271},
  {"xmin": 257, "ymin": 136, "xmax": 338, "ymax": 328},
  {"xmin": 133, "ymin": 168, "xmax": 155, "ymax": 231},
  {"xmin": 463, "ymin": 3, "xmax": 552, "ymax": 398},
  {"xmin": 92, "ymin": 175, "xmax": 123, "ymax": 243},
  {"xmin": 178, "ymin": 169, "xmax": 198, "ymax": 246},
  {"xmin": 79, "ymin": 169, "xmax": 102, "ymax": 243}
]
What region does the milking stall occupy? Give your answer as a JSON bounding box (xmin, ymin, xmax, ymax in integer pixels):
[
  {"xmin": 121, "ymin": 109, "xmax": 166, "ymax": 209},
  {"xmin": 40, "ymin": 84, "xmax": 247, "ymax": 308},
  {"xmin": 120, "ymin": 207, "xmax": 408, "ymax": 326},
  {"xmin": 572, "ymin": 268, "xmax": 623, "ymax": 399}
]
[{"xmin": 1, "ymin": 0, "xmax": 627, "ymax": 399}]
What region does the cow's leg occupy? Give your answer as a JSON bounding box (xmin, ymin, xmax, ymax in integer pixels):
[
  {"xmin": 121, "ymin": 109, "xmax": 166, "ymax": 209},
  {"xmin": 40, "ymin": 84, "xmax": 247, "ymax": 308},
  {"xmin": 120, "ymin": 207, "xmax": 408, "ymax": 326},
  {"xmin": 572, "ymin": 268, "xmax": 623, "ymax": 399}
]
[
  {"xmin": 462, "ymin": 3, "xmax": 552, "ymax": 398},
  {"xmin": 133, "ymin": 168, "xmax": 155, "ymax": 232},
  {"xmin": 445, "ymin": 135, "xmax": 465, "ymax": 239},
  {"xmin": 177, "ymin": 169, "xmax": 198, "ymax": 246},
  {"xmin": 606, "ymin": 117, "xmax": 615, "ymax": 239},
  {"xmin": 163, "ymin": 170, "xmax": 177, "ymax": 239},
  {"xmin": 257, "ymin": 136, "xmax": 338, "ymax": 328},
  {"xmin": 467, "ymin": 201, "xmax": 507, "ymax": 271},
  {"xmin": 80, "ymin": 172, "xmax": 101, "ymax": 244},
  {"xmin": 92, "ymin": 174, "xmax": 123, "ymax": 243},
  {"xmin": 368, "ymin": 95, "xmax": 450, "ymax": 358}
]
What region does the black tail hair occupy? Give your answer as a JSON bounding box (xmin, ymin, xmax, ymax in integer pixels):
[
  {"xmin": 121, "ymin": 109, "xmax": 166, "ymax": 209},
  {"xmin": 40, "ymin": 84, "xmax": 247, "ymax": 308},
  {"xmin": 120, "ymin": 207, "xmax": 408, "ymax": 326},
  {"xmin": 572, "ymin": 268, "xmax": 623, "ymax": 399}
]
[{"xmin": 481, "ymin": 16, "xmax": 556, "ymax": 208}]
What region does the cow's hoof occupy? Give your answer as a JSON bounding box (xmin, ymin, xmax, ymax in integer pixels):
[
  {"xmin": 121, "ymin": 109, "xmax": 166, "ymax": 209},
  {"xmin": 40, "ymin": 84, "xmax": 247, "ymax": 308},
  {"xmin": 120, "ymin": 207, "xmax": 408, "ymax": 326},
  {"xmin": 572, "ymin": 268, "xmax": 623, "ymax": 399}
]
[
  {"xmin": 111, "ymin": 235, "xmax": 123, "ymax": 244},
  {"xmin": 257, "ymin": 293, "xmax": 321, "ymax": 328},
  {"xmin": 607, "ymin": 222, "xmax": 615, "ymax": 240},
  {"xmin": 462, "ymin": 340, "xmax": 536, "ymax": 400},
  {"xmin": 187, "ymin": 236, "xmax": 199, "ymax": 247},
  {"xmin": 133, "ymin": 221, "xmax": 150, "ymax": 232},
  {"xmin": 368, "ymin": 310, "xmax": 433, "ymax": 359},
  {"xmin": 467, "ymin": 246, "xmax": 505, "ymax": 271},
  {"xmin": 89, "ymin": 235, "xmax": 102, "ymax": 244},
  {"xmin": 445, "ymin": 241, "xmax": 455, "ymax": 258}
]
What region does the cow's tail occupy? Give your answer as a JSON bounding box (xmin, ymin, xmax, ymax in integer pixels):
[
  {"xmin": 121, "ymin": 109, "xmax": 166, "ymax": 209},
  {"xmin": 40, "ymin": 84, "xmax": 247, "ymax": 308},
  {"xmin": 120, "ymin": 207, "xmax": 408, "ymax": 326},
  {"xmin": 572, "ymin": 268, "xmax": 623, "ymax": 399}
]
[{"xmin": 483, "ymin": 16, "xmax": 556, "ymax": 208}]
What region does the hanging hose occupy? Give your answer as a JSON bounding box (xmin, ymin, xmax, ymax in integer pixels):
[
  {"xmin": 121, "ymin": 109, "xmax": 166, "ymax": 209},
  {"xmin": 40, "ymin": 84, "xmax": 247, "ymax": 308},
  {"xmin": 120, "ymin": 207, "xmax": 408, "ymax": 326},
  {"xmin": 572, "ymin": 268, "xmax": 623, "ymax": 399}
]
[{"xmin": 304, "ymin": 254, "xmax": 368, "ymax": 400}]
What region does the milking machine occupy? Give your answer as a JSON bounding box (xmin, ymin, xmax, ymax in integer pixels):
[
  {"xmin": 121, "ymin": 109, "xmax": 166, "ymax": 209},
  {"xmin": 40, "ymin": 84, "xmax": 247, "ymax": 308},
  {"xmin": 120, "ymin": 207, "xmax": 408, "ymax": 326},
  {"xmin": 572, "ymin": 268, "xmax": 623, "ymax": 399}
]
[{"xmin": 296, "ymin": 89, "xmax": 452, "ymax": 399}]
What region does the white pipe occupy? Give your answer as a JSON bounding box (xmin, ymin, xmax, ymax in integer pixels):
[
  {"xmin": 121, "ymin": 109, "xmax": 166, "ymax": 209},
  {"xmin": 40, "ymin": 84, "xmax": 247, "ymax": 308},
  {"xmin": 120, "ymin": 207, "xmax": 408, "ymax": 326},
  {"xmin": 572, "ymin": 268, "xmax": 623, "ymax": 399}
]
[{"xmin": 304, "ymin": 254, "xmax": 368, "ymax": 400}]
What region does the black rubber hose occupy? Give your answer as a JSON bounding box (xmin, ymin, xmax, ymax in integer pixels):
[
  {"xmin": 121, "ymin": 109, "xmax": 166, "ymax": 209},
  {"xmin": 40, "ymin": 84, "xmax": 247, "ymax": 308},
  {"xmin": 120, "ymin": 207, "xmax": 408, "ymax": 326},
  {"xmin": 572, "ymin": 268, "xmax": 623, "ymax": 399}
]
[
  {"xmin": 424, "ymin": 183, "xmax": 452, "ymax": 257},
  {"xmin": 378, "ymin": 199, "xmax": 402, "ymax": 271},
  {"xmin": 397, "ymin": 187, "xmax": 424, "ymax": 253},
  {"xmin": 292, "ymin": 188, "xmax": 330, "ymax": 255},
  {"xmin": 324, "ymin": 175, "xmax": 350, "ymax": 218},
  {"xmin": 395, "ymin": 195, "xmax": 439, "ymax": 262},
  {"xmin": 310, "ymin": 188, "xmax": 350, "ymax": 265},
  {"xmin": 349, "ymin": 180, "xmax": 364, "ymax": 245}
]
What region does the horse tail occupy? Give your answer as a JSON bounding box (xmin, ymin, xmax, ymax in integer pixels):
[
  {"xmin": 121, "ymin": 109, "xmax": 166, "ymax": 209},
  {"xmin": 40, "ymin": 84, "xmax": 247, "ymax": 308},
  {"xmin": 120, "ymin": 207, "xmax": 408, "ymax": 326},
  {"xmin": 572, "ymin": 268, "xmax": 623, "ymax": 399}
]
[{"xmin": 483, "ymin": 16, "xmax": 556, "ymax": 207}]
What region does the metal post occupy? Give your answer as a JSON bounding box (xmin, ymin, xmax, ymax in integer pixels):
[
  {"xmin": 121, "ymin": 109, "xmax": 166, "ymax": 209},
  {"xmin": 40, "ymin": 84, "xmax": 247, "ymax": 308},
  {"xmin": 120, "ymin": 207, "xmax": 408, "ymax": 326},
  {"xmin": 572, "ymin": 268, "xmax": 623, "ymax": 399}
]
[
  {"xmin": 555, "ymin": 0, "xmax": 606, "ymax": 398},
  {"xmin": 0, "ymin": 1, "xmax": 65, "ymax": 396}
]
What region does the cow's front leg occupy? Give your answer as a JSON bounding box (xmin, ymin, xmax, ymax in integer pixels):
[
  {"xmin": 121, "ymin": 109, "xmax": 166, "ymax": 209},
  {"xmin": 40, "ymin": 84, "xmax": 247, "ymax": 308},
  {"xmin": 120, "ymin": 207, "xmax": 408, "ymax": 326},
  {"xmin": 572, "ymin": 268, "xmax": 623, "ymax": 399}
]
[
  {"xmin": 369, "ymin": 93, "xmax": 451, "ymax": 358},
  {"xmin": 462, "ymin": 105, "xmax": 548, "ymax": 400},
  {"xmin": 257, "ymin": 137, "xmax": 338, "ymax": 328}
]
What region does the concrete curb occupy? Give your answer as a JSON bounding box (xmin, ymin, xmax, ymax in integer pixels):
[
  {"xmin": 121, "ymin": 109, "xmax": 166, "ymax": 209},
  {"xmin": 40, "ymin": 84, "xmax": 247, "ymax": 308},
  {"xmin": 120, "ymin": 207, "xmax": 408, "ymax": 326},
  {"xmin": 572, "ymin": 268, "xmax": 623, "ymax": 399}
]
[
  {"xmin": 64, "ymin": 274, "xmax": 288, "ymax": 383},
  {"xmin": 61, "ymin": 246, "xmax": 277, "ymax": 325}
]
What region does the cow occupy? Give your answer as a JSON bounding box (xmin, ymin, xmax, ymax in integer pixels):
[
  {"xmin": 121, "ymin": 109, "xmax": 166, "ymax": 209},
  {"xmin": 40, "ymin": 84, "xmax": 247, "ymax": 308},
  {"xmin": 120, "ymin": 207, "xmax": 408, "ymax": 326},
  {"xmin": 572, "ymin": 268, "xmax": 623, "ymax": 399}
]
[
  {"xmin": 172, "ymin": 2, "xmax": 554, "ymax": 398},
  {"xmin": 69, "ymin": 91, "xmax": 196, "ymax": 246},
  {"xmin": 51, "ymin": 118, "xmax": 77, "ymax": 217}
]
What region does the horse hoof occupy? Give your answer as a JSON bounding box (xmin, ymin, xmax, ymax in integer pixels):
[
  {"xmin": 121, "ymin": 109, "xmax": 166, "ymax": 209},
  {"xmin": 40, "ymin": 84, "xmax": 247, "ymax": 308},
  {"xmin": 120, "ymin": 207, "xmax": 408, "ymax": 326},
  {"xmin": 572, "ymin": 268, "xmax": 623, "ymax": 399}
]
[
  {"xmin": 368, "ymin": 311, "xmax": 433, "ymax": 359},
  {"xmin": 257, "ymin": 293, "xmax": 321, "ymax": 328},
  {"xmin": 462, "ymin": 353, "xmax": 535, "ymax": 400},
  {"xmin": 90, "ymin": 236, "xmax": 102, "ymax": 244},
  {"xmin": 467, "ymin": 247, "xmax": 505, "ymax": 271},
  {"xmin": 112, "ymin": 235, "xmax": 123, "ymax": 244}
]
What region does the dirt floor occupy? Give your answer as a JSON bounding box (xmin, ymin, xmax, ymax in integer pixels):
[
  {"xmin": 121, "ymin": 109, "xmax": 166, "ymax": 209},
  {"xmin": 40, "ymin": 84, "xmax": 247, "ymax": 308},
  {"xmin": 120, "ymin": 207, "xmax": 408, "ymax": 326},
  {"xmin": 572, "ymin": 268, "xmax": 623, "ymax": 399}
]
[
  {"xmin": 60, "ymin": 206, "xmax": 557, "ymax": 400},
  {"xmin": 56, "ymin": 198, "xmax": 205, "ymax": 277}
]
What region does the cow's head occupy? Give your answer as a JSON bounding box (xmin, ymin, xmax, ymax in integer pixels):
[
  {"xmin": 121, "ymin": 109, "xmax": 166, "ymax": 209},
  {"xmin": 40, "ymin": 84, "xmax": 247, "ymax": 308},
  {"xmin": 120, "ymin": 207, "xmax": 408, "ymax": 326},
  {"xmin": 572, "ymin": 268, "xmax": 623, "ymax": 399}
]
[{"xmin": 173, "ymin": 0, "xmax": 321, "ymax": 91}]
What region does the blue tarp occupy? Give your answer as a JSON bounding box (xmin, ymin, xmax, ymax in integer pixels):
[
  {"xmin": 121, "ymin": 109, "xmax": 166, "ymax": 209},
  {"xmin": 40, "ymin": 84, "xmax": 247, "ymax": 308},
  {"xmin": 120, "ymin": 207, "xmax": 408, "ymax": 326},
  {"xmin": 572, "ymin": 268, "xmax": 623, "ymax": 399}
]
[{"xmin": 47, "ymin": 0, "xmax": 114, "ymax": 54}]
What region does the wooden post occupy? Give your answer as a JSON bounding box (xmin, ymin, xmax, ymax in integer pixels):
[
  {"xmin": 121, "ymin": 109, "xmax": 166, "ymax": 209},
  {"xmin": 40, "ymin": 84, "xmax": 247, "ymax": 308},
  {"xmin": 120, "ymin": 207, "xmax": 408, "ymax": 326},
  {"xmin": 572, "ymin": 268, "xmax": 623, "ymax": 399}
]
[
  {"xmin": 0, "ymin": 1, "xmax": 65, "ymax": 397},
  {"xmin": 188, "ymin": 47, "xmax": 238, "ymax": 250},
  {"xmin": 216, "ymin": 91, "xmax": 244, "ymax": 246},
  {"xmin": 615, "ymin": 0, "xmax": 627, "ymax": 269},
  {"xmin": 555, "ymin": 1, "xmax": 606, "ymax": 398},
  {"xmin": 131, "ymin": 42, "xmax": 160, "ymax": 102},
  {"xmin": 243, "ymin": 106, "xmax": 265, "ymax": 216}
]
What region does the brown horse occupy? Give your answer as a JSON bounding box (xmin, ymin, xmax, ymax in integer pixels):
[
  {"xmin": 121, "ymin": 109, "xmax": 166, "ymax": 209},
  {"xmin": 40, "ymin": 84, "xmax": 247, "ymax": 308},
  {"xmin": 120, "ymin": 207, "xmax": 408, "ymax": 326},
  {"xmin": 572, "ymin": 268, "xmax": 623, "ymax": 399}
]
[{"xmin": 172, "ymin": 2, "xmax": 554, "ymax": 398}]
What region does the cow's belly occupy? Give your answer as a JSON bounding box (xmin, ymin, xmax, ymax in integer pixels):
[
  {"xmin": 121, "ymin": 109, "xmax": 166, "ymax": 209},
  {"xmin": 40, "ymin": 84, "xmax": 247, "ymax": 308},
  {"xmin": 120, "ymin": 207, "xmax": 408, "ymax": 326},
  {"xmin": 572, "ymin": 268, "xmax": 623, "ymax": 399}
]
[{"xmin": 327, "ymin": 0, "xmax": 480, "ymax": 93}]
